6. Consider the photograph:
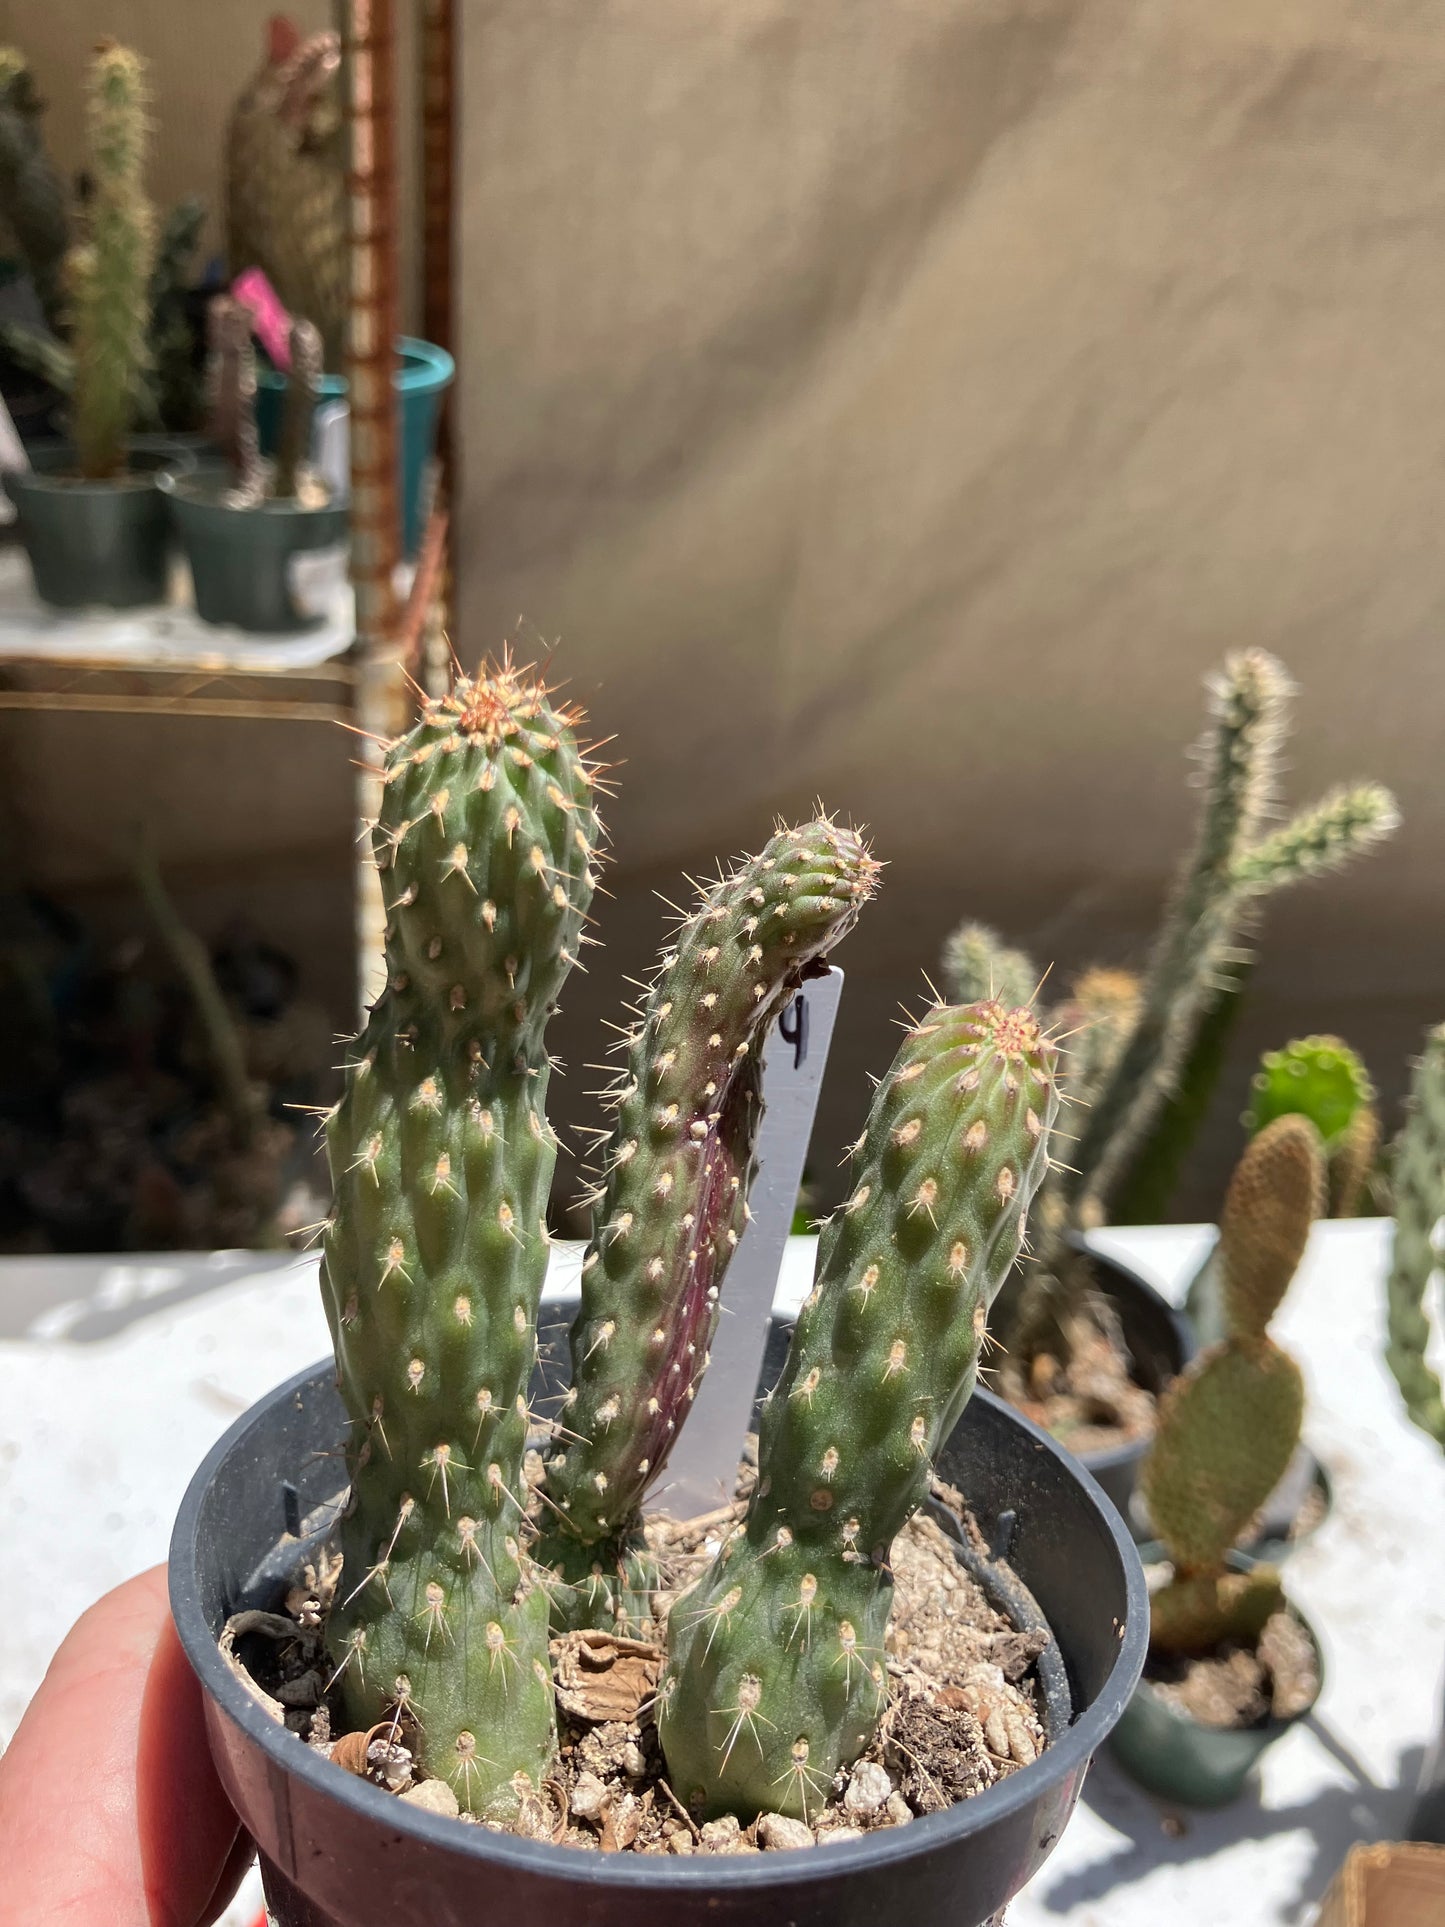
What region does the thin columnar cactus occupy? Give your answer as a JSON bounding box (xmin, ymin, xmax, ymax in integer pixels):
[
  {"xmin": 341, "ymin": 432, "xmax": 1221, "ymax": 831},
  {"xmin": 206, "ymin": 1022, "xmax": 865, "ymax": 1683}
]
[
  {"xmin": 1245, "ymin": 1035, "xmax": 1377, "ymax": 1219},
  {"xmin": 71, "ymin": 43, "xmax": 155, "ymax": 481},
  {"xmin": 319, "ymin": 663, "xmax": 602, "ymax": 1817},
  {"xmin": 941, "ymin": 920, "xmax": 1039, "ymax": 1012},
  {"xmin": 538, "ymin": 821, "xmax": 880, "ymax": 1602},
  {"xmin": 1384, "ymin": 1025, "xmax": 1445, "ymax": 1450},
  {"xmin": 658, "ymin": 999, "xmax": 1060, "ymax": 1820},
  {"xmin": 1144, "ymin": 1115, "xmax": 1323, "ymax": 1653},
  {"xmin": 1067, "ymin": 653, "xmax": 1396, "ymax": 1228},
  {"xmin": 273, "ymin": 317, "xmax": 323, "ymax": 498}
]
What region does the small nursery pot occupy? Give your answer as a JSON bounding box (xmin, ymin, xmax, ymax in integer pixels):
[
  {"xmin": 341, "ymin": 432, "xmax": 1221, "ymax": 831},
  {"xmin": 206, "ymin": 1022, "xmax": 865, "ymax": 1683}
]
[
  {"xmin": 255, "ymin": 335, "xmax": 453, "ymax": 557},
  {"xmin": 1065, "ymin": 1240, "xmax": 1196, "ymax": 1526},
  {"xmin": 1108, "ymin": 1550, "xmax": 1323, "ymax": 1808},
  {"xmin": 163, "ymin": 474, "xmax": 348, "ymax": 633},
  {"xmin": 3, "ymin": 441, "xmax": 191, "ymax": 609},
  {"xmin": 171, "ymin": 1330, "xmax": 1146, "ymax": 1927}
]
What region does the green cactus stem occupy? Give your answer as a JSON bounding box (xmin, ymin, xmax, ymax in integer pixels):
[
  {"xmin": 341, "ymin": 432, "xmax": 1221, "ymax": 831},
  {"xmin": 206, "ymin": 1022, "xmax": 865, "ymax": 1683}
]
[
  {"xmin": 1143, "ymin": 1116, "xmax": 1322, "ymax": 1653},
  {"xmin": 71, "ymin": 43, "xmax": 155, "ymax": 481},
  {"xmin": 538, "ymin": 820, "xmax": 879, "ymax": 1601},
  {"xmin": 1384, "ymin": 1025, "xmax": 1445, "ymax": 1450},
  {"xmin": 1065, "ymin": 653, "xmax": 1396, "ymax": 1230},
  {"xmin": 0, "ymin": 51, "xmax": 70, "ymax": 329},
  {"xmin": 319, "ymin": 663, "xmax": 602, "ymax": 1817},
  {"xmin": 658, "ymin": 999, "xmax": 1059, "ymax": 1820},
  {"xmin": 941, "ymin": 920, "xmax": 1039, "ymax": 1013},
  {"xmin": 273, "ymin": 317, "xmax": 323, "ymax": 499}
]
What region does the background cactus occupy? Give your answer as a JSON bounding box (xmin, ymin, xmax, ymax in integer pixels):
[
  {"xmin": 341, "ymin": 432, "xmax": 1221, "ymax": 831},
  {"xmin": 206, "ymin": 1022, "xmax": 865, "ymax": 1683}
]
[
  {"xmin": 0, "ymin": 49, "xmax": 70, "ymax": 329},
  {"xmin": 225, "ymin": 19, "xmax": 346, "ymax": 368},
  {"xmin": 272, "ymin": 317, "xmax": 324, "ymax": 499},
  {"xmin": 70, "ymin": 43, "xmax": 155, "ymax": 481},
  {"xmin": 940, "ymin": 920, "xmax": 1039, "ymax": 1012},
  {"xmin": 1245, "ymin": 1035, "xmax": 1378, "ymax": 1219},
  {"xmin": 319, "ymin": 664, "xmax": 602, "ymax": 1817},
  {"xmin": 658, "ymin": 999, "xmax": 1059, "ymax": 1819},
  {"xmin": 538, "ymin": 820, "xmax": 879, "ymax": 1601},
  {"xmin": 1384, "ymin": 1025, "xmax": 1445, "ymax": 1450},
  {"xmin": 1143, "ymin": 1115, "xmax": 1323, "ymax": 1653}
]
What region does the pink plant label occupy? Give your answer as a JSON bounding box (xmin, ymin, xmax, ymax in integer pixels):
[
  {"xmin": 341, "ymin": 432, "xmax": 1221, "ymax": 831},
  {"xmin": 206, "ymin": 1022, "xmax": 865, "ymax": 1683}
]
[{"xmin": 232, "ymin": 268, "xmax": 294, "ymax": 371}]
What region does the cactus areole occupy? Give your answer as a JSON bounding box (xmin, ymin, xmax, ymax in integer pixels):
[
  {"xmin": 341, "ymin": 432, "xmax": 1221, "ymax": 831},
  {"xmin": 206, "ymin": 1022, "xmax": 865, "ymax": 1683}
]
[
  {"xmin": 658, "ymin": 1000, "xmax": 1060, "ymax": 1819},
  {"xmin": 319, "ymin": 665, "xmax": 602, "ymax": 1818}
]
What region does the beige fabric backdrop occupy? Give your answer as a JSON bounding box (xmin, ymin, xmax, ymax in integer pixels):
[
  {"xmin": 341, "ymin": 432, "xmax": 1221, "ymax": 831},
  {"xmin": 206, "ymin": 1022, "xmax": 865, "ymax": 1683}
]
[
  {"xmin": 454, "ymin": 0, "xmax": 1445, "ymax": 1215},
  {"xmin": 4, "ymin": 3, "xmax": 1442, "ymax": 1222}
]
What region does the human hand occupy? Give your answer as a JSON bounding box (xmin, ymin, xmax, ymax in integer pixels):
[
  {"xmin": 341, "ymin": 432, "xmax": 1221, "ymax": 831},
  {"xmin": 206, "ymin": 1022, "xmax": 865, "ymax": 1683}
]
[{"xmin": 0, "ymin": 1564, "xmax": 251, "ymax": 1926}]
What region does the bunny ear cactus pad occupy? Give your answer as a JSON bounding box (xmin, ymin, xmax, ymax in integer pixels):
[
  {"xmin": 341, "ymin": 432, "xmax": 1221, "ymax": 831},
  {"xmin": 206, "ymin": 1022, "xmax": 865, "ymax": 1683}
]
[
  {"xmin": 1143, "ymin": 1116, "xmax": 1321, "ymax": 1653},
  {"xmin": 540, "ymin": 819, "xmax": 880, "ymax": 1583},
  {"xmin": 658, "ymin": 1000, "xmax": 1060, "ymax": 1821},
  {"xmin": 319, "ymin": 663, "xmax": 602, "ymax": 1818},
  {"xmin": 1245, "ymin": 1035, "xmax": 1378, "ymax": 1219}
]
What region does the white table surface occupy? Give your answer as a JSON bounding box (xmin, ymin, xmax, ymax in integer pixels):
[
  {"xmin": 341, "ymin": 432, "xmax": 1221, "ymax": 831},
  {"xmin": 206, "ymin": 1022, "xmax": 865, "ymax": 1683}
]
[{"xmin": 1, "ymin": 1222, "xmax": 1440, "ymax": 1925}]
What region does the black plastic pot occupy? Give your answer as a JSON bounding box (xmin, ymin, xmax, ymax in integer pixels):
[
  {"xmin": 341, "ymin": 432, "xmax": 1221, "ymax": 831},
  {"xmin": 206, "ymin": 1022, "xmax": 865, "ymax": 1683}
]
[
  {"xmin": 163, "ymin": 474, "xmax": 348, "ymax": 633},
  {"xmin": 3, "ymin": 442, "xmax": 188, "ymax": 609},
  {"xmin": 1108, "ymin": 1548, "xmax": 1323, "ymax": 1807},
  {"xmin": 171, "ymin": 1326, "xmax": 1147, "ymax": 1927},
  {"xmin": 1062, "ymin": 1241, "xmax": 1196, "ymax": 1524}
]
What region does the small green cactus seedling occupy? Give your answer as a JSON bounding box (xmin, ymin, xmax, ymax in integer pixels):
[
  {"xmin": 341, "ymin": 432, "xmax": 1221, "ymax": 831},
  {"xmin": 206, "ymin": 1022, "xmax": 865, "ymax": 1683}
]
[
  {"xmin": 1246, "ymin": 1035, "xmax": 1378, "ymax": 1219},
  {"xmin": 320, "ymin": 664, "xmax": 603, "ymax": 1817},
  {"xmin": 70, "ymin": 43, "xmax": 156, "ymax": 481},
  {"xmin": 658, "ymin": 1000, "xmax": 1060, "ymax": 1819},
  {"xmin": 1142, "ymin": 1115, "xmax": 1324, "ymax": 1654},
  {"xmin": 1385, "ymin": 1025, "xmax": 1445, "ymax": 1451},
  {"xmin": 537, "ymin": 821, "xmax": 879, "ymax": 1610}
]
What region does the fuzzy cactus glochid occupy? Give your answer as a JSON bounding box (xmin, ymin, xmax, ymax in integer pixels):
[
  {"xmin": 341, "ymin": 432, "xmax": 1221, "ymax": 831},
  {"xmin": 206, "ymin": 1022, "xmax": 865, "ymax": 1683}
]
[
  {"xmin": 319, "ymin": 661, "xmax": 603, "ymax": 1818},
  {"xmin": 657, "ymin": 999, "xmax": 1060, "ymax": 1820}
]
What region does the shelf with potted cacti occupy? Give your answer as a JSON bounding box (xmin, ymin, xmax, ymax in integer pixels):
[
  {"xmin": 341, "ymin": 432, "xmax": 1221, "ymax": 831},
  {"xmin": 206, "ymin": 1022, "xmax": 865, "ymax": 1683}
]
[
  {"xmin": 941, "ymin": 650, "xmax": 1398, "ymax": 1518},
  {"xmin": 161, "ymin": 297, "xmax": 348, "ymax": 634},
  {"xmin": 2, "ymin": 43, "xmax": 197, "ymax": 611},
  {"xmin": 169, "ymin": 658, "xmax": 1147, "ymax": 1927}
]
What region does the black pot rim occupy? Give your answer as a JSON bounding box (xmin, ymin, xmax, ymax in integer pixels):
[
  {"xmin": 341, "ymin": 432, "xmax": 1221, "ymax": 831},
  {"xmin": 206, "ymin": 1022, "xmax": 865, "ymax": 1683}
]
[
  {"xmin": 170, "ymin": 1361, "xmax": 1148, "ymax": 1891},
  {"xmin": 1062, "ymin": 1236, "xmax": 1196, "ymax": 1479}
]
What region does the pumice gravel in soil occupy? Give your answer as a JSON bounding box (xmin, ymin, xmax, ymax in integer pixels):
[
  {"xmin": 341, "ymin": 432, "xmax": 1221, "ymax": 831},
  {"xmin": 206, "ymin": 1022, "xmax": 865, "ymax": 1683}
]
[{"xmin": 222, "ymin": 1492, "xmax": 1052, "ymax": 1853}]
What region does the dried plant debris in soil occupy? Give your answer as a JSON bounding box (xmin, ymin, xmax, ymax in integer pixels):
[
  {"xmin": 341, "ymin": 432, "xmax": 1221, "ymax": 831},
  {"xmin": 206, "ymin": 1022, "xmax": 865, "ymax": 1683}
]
[
  {"xmin": 1000, "ymin": 1281, "xmax": 1157, "ymax": 1459},
  {"xmin": 223, "ymin": 1501, "xmax": 1050, "ymax": 1852},
  {"xmin": 1147, "ymin": 1612, "xmax": 1320, "ymax": 1729}
]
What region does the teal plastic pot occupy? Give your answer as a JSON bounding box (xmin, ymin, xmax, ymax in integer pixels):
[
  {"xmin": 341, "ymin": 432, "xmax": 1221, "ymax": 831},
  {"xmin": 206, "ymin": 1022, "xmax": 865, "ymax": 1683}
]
[
  {"xmin": 163, "ymin": 474, "xmax": 348, "ymax": 633},
  {"xmin": 254, "ymin": 335, "xmax": 453, "ymax": 557},
  {"xmin": 1108, "ymin": 1551, "xmax": 1323, "ymax": 1806},
  {"xmin": 3, "ymin": 442, "xmax": 191, "ymax": 609}
]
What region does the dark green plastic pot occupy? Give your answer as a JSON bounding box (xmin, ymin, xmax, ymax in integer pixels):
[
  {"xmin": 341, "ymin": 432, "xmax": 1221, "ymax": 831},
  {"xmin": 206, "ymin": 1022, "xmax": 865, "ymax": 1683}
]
[
  {"xmin": 1108, "ymin": 1550, "xmax": 1323, "ymax": 1806},
  {"xmin": 255, "ymin": 335, "xmax": 453, "ymax": 556},
  {"xmin": 163, "ymin": 474, "xmax": 348, "ymax": 634},
  {"xmin": 3, "ymin": 442, "xmax": 190, "ymax": 609}
]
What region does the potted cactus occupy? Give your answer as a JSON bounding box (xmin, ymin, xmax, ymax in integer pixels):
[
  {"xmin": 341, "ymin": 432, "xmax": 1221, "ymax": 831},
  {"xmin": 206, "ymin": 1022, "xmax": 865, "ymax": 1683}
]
[
  {"xmin": 162, "ymin": 298, "xmax": 346, "ymax": 632},
  {"xmin": 1384, "ymin": 1025, "xmax": 1445, "ymax": 1841},
  {"xmin": 1109, "ymin": 1116, "xmax": 1326, "ymax": 1805},
  {"xmin": 946, "ymin": 651, "xmax": 1397, "ymax": 1513},
  {"xmin": 2, "ymin": 43, "xmax": 191, "ymax": 609},
  {"xmin": 170, "ymin": 662, "xmax": 1146, "ymax": 1927}
]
